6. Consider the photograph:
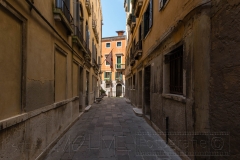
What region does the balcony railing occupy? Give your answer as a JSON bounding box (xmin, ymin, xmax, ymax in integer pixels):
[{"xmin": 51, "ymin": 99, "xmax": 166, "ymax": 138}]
[
  {"xmin": 115, "ymin": 64, "xmax": 125, "ymax": 70},
  {"xmin": 85, "ymin": 0, "xmax": 91, "ymax": 16},
  {"xmin": 92, "ymin": 13, "xmax": 99, "ymax": 42},
  {"xmin": 133, "ymin": 40, "xmax": 142, "ymax": 60},
  {"xmin": 55, "ymin": 0, "xmax": 73, "ymax": 24},
  {"xmin": 130, "ymin": 49, "xmax": 135, "ymax": 66},
  {"xmin": 72, "ymin": 25, "xmax": 91, "ymax": 61},
  {"xmin": 127, "ymin": 14, "xmax": 136, "ymax": 32}
]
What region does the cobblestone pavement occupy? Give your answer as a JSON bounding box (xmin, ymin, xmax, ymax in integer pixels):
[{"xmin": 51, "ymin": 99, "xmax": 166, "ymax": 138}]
[{"xmin": 45, "ymin": 97, "xmax": 181, "ymax": 160}]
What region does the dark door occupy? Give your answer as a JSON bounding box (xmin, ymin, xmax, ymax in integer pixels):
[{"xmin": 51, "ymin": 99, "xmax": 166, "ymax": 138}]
[
  {"xmin": 86, "ymin": 71, "xmax": 89, "ymax": 106},
  {"xmin": 116, "ymin": 84, "xmax": 122, "ymax": 97},
  {"xmin": 79, "ymin": 67, "xmax": 83, "ymax": 111},
  {"xmin": 139, "ymin": 71, "xmax": 143, "ymax": 108},
  {"xmin": 144, "ymin": 66, "xmax": 151, "ymax": 119}
]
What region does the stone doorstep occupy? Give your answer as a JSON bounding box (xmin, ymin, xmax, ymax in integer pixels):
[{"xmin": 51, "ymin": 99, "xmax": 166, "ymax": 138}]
[
  {"xmin": 132, "ymin": 108, "xmax": 143, "ymax": 117},
  {"xmin": 85, "ymin": 105, "xmax": 92, "ymax": 112},
  {"xmin": 125, "ymin": 98, "xmax": 131, "ymax": 104}
]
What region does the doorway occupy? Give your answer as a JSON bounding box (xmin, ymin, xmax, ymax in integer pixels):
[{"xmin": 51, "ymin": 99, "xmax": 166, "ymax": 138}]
[
  {"xmin": 138, "ymin": 70, "xmax": 143, "ymax": 108},
  {"xmin": 116, "ymin": 84, "xmax": 122, "ymax": 97},
  {"xmin": 144, "ymin": 66, "xmax": 151, "ymax": 119},
  {"xmin": 86, "ymin": 71, "xmax": 89, "ymax": 106},
  {"xmin": 79, "ymin": 67, "xmax": 83, "ymax": 112}
]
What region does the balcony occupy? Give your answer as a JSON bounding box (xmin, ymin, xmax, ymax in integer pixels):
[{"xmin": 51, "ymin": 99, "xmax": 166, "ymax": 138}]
[
  {"xmin": 133, "ymin": 40, "xmax": 142, "ymax": 60},
  {"xmin": 54, "ymin": 0, "xmax": 74, "ymax": 34},
  {"xmin": 92, "ymin": 13, "xmax": 99, "ymax": 43},
  {"xmin": 85, "ymin": 0, "xmax": 91, "ymax": 16},
  {"xmin": 130, "ymin": 49, "xmax": 135, "ymax": 66},
  {"xmin": 132, "ymin": 0, "xmax": 143, "ymax": 18},
  {"xmin": 104, "ymin": 78, "xmax": 112, "ymax": 84},
  {"xmin": 72, "ymin": 25, "xmax": 91, "ymax": 62},
  {"xmin": 127, "ymin": 14, "xmax": 136, "ymax": 33},
  {"xmin": 115, "ymin": 64, "xmax": 125, "ymax": 70}
]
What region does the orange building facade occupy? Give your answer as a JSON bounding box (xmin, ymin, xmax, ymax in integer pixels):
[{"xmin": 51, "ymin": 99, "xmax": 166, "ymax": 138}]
[{"xmin": 101, "ymin": 31, "xmax": 126, "ymax": 97}]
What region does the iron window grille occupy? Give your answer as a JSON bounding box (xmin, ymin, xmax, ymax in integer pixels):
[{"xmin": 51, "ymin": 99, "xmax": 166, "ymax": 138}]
[{"xmin": 169, "ymin": 46, "xmax": 183, "ymax": 94}]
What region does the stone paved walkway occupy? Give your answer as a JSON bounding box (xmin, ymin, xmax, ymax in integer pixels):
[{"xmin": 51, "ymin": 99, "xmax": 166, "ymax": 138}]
[{"xmin": 45, "ymin": 97, "xmax": 181, "ymax": 160}]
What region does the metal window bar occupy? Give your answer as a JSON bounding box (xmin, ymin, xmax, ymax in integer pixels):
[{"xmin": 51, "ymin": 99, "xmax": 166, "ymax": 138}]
[
  {"xmin": 55, "ymin": 0, "xmax": 73, "ymax": 24},
  {"xmin": 170, "ymin": 48, "xmax": 183, "ymax": 94},
  {"xmin": 72, "ymin": 25, "xmax": 91, "ymax": 58}
]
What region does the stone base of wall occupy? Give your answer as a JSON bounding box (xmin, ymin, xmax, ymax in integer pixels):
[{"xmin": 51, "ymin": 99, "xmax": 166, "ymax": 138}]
[
  {"xmin": 0, "ymin": 97, "xmax": 81, "ymax": 160},
  {"xmin": 150, "ymin": 121, "xmax": 191, "ymax": 160}
]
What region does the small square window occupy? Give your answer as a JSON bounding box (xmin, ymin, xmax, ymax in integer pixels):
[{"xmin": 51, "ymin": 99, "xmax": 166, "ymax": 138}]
[
  {"xmin": 117, "ymin": 42, "xmax": 122, "ymax": 47},
  {"xmin": 106, "ymin": 43, "xmax": 111, "ymax": 48}
]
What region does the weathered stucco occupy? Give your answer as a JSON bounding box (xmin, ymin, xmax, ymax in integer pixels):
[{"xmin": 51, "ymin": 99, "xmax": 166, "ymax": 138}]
[
  {"xmin": 210, "ymin": 0, "xmax": 240, "ymax": 159},
  {"xmin": 0, "ymin": 5, "xmax": 22, "ymax": 120}
]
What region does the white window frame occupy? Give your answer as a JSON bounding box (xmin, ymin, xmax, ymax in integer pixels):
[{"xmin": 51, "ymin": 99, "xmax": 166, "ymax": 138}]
[{"xmin": 106, "ymin": 42, "xmax": 111, "ymax": 48}]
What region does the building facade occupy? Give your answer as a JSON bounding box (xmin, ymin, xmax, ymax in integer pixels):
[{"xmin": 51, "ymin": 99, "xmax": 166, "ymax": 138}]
[
  {"xmin": 0, "ymin": 0, "xmax": 102, "ymax": 159},
  {"xmin": 124, "ymin": 0, "xmax": 240, "ymax": 159},
  {"xmin": 101, "ymin": 31, "xmax": 126, "ymax": 97}
]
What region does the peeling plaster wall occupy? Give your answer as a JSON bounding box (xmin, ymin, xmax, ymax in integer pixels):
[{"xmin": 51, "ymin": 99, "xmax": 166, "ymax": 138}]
[
  {"xmin": 210, "ymin": 0, "xmax": 240, "ymax": 159},
  {"xmin": 126, "ymin": 6, "xmax": 211, "ymax": 157}
]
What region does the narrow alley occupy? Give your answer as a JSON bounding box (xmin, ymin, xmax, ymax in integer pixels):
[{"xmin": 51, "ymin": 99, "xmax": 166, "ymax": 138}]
[{"xmin": 45, "ymin": 97, "xmax": 181, "ymax": 160}]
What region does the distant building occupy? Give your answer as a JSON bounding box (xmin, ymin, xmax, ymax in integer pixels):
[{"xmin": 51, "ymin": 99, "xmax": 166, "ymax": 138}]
[{"xmin": 101, "ymin": 31, "xmax": 126, "ymax": 97}]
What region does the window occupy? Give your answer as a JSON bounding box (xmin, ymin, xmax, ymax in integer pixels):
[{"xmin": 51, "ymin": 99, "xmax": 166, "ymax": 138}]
[
  {"xmin": 169, "ymin": 46, "xmax": 183, "ymax": 94},
  {"xmin": 115, "ymin": 72, "xmax": 122, "ymax": 80},
  {"xmin": 143, "ymin": 0, "xmax": 153, "ymax": 37},
  {"xmin": 117, "ymin": 42, "xmax": 122, "ymax": 47},
  {"xmin": 105, "ymin": 55, "xmax": 110, "ymax": 65},
  {"xmin": 106, "ymin": 42, "xmax": 110, "ymax": 48},
  {"xmin": 116, "ymin": 56, "xmax": 122, "ymax": 68},
  {"xmin": 104, "ymin": 72, "xmax": 111, "ymax": 80},
  {"xmin": 133, "ymin": 74, "xmax": 136, "ymax": 89}
]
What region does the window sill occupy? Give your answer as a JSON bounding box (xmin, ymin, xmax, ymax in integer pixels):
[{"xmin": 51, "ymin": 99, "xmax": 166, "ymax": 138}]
[{"xmin": 162, "ymin": 93, "xmax": 186, "ymax": 103}]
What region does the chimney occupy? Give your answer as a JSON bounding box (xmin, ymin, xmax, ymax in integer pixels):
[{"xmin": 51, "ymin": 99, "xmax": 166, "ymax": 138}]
[{"xmin": 116, "ymin": 30, "xmax": 125, "ymax": 36}]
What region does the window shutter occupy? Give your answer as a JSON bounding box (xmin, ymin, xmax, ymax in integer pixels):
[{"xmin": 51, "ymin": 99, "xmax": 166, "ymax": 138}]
[
  {"xmin": 144, "ymin": 13, "xmax": 148, "ymax": 37},
  {"xmin": 104, "ymin": 72, "xmax": 106, "ymax": 78},
  {"xmin": 149, "ymin": 0, "xmax": 153, "ymax": 28},
  {"xmin": 76, "ymin": 2, "xmax": 80, "ymax": 27},
  {"xmin": 141, "ymin": 20, "xmax": 144, "ymax": 40}
]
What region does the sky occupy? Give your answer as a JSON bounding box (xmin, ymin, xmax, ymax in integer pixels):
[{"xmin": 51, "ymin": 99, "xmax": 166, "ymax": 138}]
[{"xmin": 101, "ymin": 0, "xmax": 126, "ymax": 37}]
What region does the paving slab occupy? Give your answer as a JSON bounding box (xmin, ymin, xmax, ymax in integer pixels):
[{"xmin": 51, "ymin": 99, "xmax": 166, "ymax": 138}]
[{"xmin": 44, "ymin": 97, "xmax": 181, "ymax": 160}]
